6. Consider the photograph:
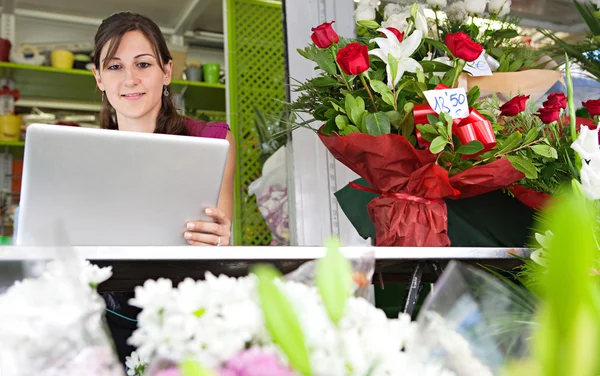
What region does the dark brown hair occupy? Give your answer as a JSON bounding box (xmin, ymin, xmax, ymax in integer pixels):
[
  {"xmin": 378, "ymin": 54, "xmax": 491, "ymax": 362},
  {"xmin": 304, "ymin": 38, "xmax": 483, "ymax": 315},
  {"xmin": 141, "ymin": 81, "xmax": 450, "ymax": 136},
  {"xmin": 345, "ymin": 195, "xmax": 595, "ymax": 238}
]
[{"xmin": 93, "ymin": 12, "xmax": 187, "ymax": 135}]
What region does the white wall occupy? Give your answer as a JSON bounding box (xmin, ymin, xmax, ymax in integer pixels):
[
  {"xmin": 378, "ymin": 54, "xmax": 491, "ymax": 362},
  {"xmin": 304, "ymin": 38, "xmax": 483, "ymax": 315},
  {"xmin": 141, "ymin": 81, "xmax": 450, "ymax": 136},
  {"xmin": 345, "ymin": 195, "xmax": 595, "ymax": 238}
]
[{"xmin": 284, "ymin": 0, "xmax": 370, "ymax": 247}]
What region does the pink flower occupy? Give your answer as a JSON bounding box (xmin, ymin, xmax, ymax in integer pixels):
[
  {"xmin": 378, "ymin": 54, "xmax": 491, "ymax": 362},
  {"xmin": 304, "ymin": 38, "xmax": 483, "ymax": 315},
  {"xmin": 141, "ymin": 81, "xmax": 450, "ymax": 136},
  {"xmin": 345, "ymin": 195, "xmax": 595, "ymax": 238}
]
[
  {"xmin": 155, "ymin": 368, "xmax": 180, "ymax": 376},
  {"xmin": 219, "ymin": 348, "xmax": 294, "ymax": 376}
]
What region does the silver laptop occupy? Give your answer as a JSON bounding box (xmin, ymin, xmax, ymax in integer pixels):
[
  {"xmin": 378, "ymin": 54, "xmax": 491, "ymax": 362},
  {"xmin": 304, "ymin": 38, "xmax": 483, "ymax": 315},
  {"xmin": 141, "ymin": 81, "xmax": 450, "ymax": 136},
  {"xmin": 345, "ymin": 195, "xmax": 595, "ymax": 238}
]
[{"xmin": 16, "ymin": 123, "xmax": 229, "ymax": 246}]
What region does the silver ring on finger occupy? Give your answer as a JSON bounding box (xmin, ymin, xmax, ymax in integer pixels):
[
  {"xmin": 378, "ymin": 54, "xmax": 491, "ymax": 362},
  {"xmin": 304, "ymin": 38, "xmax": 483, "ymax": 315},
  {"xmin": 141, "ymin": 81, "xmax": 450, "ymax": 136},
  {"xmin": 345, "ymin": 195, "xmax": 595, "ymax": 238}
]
[{"xmin": 216, "ymin": 236, "xmax": 221, "ymax": 247}]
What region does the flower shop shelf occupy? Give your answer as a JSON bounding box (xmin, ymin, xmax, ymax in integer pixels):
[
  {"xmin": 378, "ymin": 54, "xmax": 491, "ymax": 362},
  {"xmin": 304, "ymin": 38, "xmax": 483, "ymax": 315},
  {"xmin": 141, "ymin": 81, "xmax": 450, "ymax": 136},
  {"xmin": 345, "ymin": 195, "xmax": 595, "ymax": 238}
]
[
  {"xmin": 0, "ymin": 246, "xmax": 531, "ymax": 291},
  {"xmin": 0, "ymin": 62, "xmax": 226, "ymax": 112}
]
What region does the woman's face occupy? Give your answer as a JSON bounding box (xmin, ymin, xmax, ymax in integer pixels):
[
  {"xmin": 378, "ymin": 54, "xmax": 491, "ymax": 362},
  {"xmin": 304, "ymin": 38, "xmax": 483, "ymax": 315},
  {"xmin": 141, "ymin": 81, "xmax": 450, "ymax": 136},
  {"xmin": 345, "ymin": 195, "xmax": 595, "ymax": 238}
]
[{"xmin": 93, "ymin": 30, "xmax": 172, "ymax": 127}]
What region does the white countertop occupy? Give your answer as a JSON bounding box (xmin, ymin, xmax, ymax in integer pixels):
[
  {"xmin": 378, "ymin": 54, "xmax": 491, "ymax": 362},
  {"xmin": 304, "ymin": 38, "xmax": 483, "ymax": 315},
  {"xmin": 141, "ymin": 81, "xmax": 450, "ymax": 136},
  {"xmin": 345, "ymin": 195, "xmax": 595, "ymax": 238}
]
[{"xmin": 0, "ymin": 246, "xmax": 530, "ymax": 261}]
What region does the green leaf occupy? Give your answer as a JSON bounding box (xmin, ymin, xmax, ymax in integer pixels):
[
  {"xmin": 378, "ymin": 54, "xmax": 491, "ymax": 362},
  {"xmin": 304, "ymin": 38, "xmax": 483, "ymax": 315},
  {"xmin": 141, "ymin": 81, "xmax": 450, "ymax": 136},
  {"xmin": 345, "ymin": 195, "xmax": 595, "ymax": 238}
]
[
  {"xmin": 420, "ymin": 131, "xmax": 436, "ymax": 142},
  {"xmin": 254, "ymin": 264, "xmax": 313, "ymax": 376},
  {"xmin": 316, "ymin": 238, "xmax": 352, "ymax": 324},
  {"xmin": 365, "ymin": 112, "xmax": 391, "ymax": 135},
  {"xmin": 424, "ymin": 38, "xmax": 451, "ymax": 56},
  {"xmin": 508, "ymin": 58, "xmax": 524, "ymax": 72},
  {"xmin": 506, "ymin": 155, "xmax": 538, "ymax": 179},
  {"xmin": 427, "ymin": 114, "xmax": 439, "ymax": 125},
  {"xmin": 296, "ymin": 47, "xmax": 315, "ymax": 61},
  {"xmin": 456, "ymin": 140, "xmax": 484, "ymax": 155},
  {"xmin": 498, "ymin": 131, "xmax": 522, "ymax": 154},
  {"xmin": 315, "ymin": 49, "xmax": 337, "ymax": 75},
  {"xmin": 523, "ymin": 128, "xmax": 539, "ymax": 145},
  {"xmin": 416, "ymin": 68, "xmax": 426, "ymax": 84},
  {"xmin": 531, "ymin": 144, "xmax": 558, "ymax": 159},
  {"xmin": 357, "ymin": 20, "xmax": 380, "ymax": 29},
  {"xmin": 388, "ymin": 53, "xmax": 399, "ymax": 87},
  {"xmin": 350, "ymin": 107, "xmax": 365, "ymax": 128},
  {"xmin": 467, "ymin": 86, "xmax": 480, "ymax": 106},
  {"xmin": 490, "ymin": 29, "xmax": 519, "ymax": 40},
  {"xmin": 180, "ymin": 360, "xmax": 218, "ymax": 376},
  {"xmin": 370, "ymin": 79, "xmax": 395, "ymax": 106},
  {"xmin": 385, "ymin": 110, "xmax": 402, "ymax": 128},
  {"xmin": 325, "ymin": 108, "xmax": 337, "ymax": 119},
  {"xmin": 340, "ymin": 124, "xmax": 360, "ymax": 135},
  {"xmin": 416, "ymin": 123, "xmax": 438, "ymax": 134},
  {"xmin": 335, "ymin": 115, "xmax": 349, "ymax": 130},
  {"xmin": 420, "ymin": 60, "xmax": 452, "ymax": 74},
  {"xmin": 332, "ymin": 102, "xmax": 346, "ymax": 114},
  {"xmin": 430, "ymin": 136, "xmax": 448, "ymax": 154},
  {"xmin": 311, "ymin": 76, "xmax": 342, "ymax": 87},
  {"xmin": 344, "ymin": 94, "xmax": 357, "ymax": 118},
  {"xmin": 356, "ymin": 96, "xmax": 366, "ymax": 111}
]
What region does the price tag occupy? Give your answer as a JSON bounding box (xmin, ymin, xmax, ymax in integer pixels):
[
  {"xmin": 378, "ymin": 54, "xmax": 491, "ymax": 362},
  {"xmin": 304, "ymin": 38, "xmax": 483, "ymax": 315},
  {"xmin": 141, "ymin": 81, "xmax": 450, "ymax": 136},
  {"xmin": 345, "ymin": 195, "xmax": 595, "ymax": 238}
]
[
  {"xmin": 464, "ymin": 51, "xmax": 493, "ymax": 77},
  {"xmin": 423, "ymin": 87, "xmax": 469, "ymax": 119}
]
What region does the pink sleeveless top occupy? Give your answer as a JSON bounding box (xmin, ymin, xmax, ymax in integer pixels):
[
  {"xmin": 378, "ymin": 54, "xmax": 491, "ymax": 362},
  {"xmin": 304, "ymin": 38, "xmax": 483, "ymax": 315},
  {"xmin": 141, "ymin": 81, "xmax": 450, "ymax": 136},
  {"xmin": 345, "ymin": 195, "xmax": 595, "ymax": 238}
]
[{"xmin": 184, "ymin": 118, "xmax": 230, "ymax": 139}]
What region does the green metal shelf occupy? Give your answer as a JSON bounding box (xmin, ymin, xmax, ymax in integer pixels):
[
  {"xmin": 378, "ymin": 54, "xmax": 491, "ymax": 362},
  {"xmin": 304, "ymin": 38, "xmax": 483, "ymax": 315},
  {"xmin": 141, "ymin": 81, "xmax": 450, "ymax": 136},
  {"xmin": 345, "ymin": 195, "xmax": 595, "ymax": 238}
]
[
  {"xmin": 0, "ymin": 62, "xmax": 226, "ymax": 112},
  {"xmin": 0, "ymin": 140, "xmax": 24, "ymax": 147}
]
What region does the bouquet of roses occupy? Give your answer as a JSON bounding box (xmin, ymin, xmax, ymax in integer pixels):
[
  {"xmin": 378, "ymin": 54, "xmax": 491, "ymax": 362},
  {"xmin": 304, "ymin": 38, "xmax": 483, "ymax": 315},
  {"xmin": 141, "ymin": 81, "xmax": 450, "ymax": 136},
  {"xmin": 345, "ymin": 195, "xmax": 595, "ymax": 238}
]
[{"xmin": 292, "ymin": 5, "xmax": 555, "ymax": 246}]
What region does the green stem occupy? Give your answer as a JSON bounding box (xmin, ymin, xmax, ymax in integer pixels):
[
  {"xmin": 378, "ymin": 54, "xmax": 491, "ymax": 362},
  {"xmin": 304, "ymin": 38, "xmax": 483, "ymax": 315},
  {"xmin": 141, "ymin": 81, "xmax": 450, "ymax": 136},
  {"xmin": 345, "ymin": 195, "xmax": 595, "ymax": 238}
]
[
  {"xmin": 565, "ymin": 54, "xmax": 577, "ymax": 142},
  {"xmin": 360, "ymin": 73, "xmax": 378, "ymax": 112},
  {"xmin": 434, "ymin": 8, "xmax": 442, "ymax": 42},
  {"xmin": 330, "ymin": 46, "xmax": 351, "ymax": 91},
  {"xmin": 451, "ymin": 59, "xmax": 466, "ymax": 88}
]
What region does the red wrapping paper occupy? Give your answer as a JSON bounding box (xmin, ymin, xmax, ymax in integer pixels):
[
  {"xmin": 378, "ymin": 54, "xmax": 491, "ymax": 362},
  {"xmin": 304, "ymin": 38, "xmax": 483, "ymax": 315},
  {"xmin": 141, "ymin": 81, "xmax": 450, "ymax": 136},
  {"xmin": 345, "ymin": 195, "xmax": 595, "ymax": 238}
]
[
  {"xmin": 319, "ymin": 130, "xmax": 525, "ymax": 246},
  {"xmin": 507, "ymin": 185, "xmax": 550, "ymax": 211}
]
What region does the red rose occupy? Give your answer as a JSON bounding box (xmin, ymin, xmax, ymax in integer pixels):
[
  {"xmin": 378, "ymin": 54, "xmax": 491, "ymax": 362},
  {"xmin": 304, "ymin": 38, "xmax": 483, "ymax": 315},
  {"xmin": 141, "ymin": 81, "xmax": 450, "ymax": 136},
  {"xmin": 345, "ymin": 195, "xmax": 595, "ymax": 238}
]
[
  {"xmin": 311, "ymin": 21, "xmax": 339, "ymax": 49},
  {"xmin": 499, "ymin": 95, "xmax": 529, "ymax": 116},
  {"xmin": 543, "ymin": 92, "xmax": 567, "ymax": 109},
  {"xmin": 384, "ymin": 27, "xmax": 404, "ymax": 42},
  {"xmin": 444, "ymin": 32, "xmax": 484, "ymax": 62},
  {"xmin": 583, "ymin": 99, "xmax": 600, "ymax": 117},
  {"xmin": 536, "ymin": 106, "xmax": 561, "ymax": 124},
  {"xmin": 336, "ymin": 43, "xmax": 370, "ymax": 75}
]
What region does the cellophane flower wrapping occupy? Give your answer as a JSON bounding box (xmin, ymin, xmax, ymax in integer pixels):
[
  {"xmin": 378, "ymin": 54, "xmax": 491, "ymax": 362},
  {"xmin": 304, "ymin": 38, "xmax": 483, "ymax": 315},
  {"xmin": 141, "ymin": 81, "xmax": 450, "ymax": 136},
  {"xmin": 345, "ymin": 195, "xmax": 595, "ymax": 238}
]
[
  {"xmin": 410, "ymin": 261, "xmax": 536, "ymax": 376},
  {"xmin": 0, "ymin": 255, "xmax": 122, "ymax": 376}
]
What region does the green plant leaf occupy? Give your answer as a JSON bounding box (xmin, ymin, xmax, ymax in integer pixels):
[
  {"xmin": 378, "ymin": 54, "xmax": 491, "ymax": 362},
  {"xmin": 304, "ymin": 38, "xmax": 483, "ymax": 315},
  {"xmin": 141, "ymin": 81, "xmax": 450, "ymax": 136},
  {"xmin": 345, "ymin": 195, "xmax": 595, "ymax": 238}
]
[
  {"xmin": 388, "ymin": 53, "xmax": 399, "ymax": 87},
  {"xmin": 357, "ymin": 20, "xmax": 380, "ymax": 29},
  {"xmin": 316, "ymin": 238, "xmax": 352, "ymax": 324},
  {"xmin": 416, "ymin": 123, "xmax": 438, "ymax": 134},
  {"xmin": 467, "ymin": 86, "xmax": 481, "ymax": 106},
  {"xmin": 253, "ymin": 264, "xmax": 313, "ymax": 376},
  {"xmin": 180, "ymin": 359, "xmax": 218, "ymax": 376},
  {"xmin": 315, "ymin": 49, "xmax": 337, "ymax": 75},
  {"xmin": 509, "ymin": 58, "xmax": 524, "ymax": 72},
  {"xmin": 498, "ymin": 131, "xmax": 523, "ymax": 154},
  {"xmin": 335, "ymin": 115, "xmax": 349, "ymax": 130},
  {"xmin": 507, "ymin": 155, "xmax": 538, "ymax": 179},
  {"xmin": 430, "ymin": 136, "xmax": 448, "ymax": 154},
  {"xmin": 311, "ymin": 76, "xmax": 342, "ymax": 87},
  {"xmin": 456, "ymin": 140, "xmax": 484, "ymax": 155},
  {"xmin": 340, "ymin": 124, "xmax": 360, "ymax": 135},
  {"xmin": 416, "ymin": 68, "xmax": 426, "ymax": 84},
  {"xmin": 523, "ymin": 128, "xmax": 539, "ymax": 145},
  {"xmin": 296, "ymin": 47, "xmax": 315, "ymax": 61},
  {"xmin": 370, "ymin": 79, "xmax": 395, "ymax": 106},
  {"xmin": 420, "ymin": 131, "xmax": 436, "ymax": 142},
  {"xmin": 332, "ymin": 102, "xmax": 346, "ymax": 114},
  {"xmin": 427, "ymin": 114, "xmax": 439, "ymax": 125},
  {"xmin": 420, "ymin": 60, "xmax": 452, "ymax": 74},
  {"xmin": 424, "ymin": 38, "xmax": 451, "ymax": 55},
  {"xmin": 365, "ymin": 112, "xmax": 391, "ymax": 135},
  {"xmin": 356, "ymin": 96, "xmax": 366, "ymax": 111},
  {"xmin": 344, "ymin": 94, "xmax": 357, "ymax": 117},
  {"xmin": 385, "ymin": 110, "xmax": 402, "ymax": 128},
  {"xmin": 350, "ymin": 107, "xmax": 365, "ymax": 128},
  {"xmin": 531, "ymin": 144, "xmax": 558, "ymax": 159}
]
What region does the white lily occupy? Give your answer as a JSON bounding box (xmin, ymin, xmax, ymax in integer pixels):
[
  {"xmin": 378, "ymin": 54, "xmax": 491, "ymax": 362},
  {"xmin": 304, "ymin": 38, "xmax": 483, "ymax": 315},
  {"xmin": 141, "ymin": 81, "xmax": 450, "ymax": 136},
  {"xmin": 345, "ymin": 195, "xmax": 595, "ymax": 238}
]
[
  {"xmin": 413, "ymin": 4, "xmax": 429, "ymax": 35},
  {"xmin": 369, "ymin": 29, "xmax": 423, "ymax": 89},
  {"xmin": 580, "ymin": 155, "xmax": 600, "ymax": 200}
]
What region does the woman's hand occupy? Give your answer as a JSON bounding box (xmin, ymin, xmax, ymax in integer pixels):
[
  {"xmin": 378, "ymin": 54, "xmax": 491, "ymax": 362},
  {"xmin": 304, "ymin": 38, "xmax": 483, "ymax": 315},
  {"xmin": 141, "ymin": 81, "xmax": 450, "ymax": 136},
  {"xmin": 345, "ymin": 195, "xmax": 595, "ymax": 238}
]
[{"xmin": 184, "ymin": 208, "xmax": 232, "ymax": 246}]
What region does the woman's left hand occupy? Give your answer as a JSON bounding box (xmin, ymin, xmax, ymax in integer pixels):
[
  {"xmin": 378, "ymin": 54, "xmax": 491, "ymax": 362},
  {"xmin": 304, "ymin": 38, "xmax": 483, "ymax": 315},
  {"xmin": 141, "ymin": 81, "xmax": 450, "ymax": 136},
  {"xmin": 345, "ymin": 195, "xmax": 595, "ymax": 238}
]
[{"xmin": 184, "ymin": 208, "xmax": 232, "ymax": 246}]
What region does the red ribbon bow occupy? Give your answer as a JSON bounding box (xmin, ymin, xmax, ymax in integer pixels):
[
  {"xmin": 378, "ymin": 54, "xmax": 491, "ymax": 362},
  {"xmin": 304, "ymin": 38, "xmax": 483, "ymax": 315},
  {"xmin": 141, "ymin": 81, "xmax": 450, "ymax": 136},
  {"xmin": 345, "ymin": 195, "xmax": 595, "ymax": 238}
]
[
  {"xmin": 0, "ymin": 85, "xmax": 19, "ymax": 101},
  {"xmin": 413, "ymin": 84, "xmax": 496, "ymax": 156}
]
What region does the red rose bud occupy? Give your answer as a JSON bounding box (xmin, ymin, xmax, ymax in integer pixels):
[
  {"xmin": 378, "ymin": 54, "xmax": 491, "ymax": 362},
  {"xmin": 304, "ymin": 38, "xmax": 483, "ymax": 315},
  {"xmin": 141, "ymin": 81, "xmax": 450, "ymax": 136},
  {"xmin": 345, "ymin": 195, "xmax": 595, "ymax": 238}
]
[
  {"xmin": 583, "ymin": 99, "xmax": 600, "ymax": 117},
  {"xmin": 536, "ymin": 106, "xmax": 561, "ymax": 124},
  {"xmin": 311, "ymin": 21, "xmax": 339, "ymax": 49},
  {"xmin": 336, "ymin": 42, "xmax": 370, "ymax": 75},
  {"xmin": 499, "ymin": 95, "xmax": 529, "ymax": 116},
  {"xmin": 543, "ymin": 92, "xmax": 567, "ymax": 109},
  {"xmin": 444, "ymin": 32, "xmax": 484, "ymax": 62},
  {"xmin": 384, "ymin": 27, "xmax": 404, "ymax": 42}
]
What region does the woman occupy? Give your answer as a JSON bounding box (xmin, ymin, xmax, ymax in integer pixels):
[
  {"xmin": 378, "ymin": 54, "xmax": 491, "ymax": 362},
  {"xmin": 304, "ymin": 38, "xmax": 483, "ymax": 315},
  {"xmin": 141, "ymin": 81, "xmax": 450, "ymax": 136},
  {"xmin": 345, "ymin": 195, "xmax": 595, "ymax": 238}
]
[
  {"xmin": 91, "ymin": 11, "xmax": 236, "ymax": 362},
  {"xmin": 92, "ymin": 11, "xmax": 235, "ymax": 246}
]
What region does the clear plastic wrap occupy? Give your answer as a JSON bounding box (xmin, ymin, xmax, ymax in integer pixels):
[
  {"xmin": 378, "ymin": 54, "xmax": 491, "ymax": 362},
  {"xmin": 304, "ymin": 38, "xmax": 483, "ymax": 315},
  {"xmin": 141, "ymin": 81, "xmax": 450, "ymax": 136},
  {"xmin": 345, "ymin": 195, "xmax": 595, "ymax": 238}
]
[
  {"xmin": 409, "ymin": 261, "xmax": 536, "ymax": 376},
  {"xmin": 0, "ymin": 250, "xmax": 123, "ymax": 376}
]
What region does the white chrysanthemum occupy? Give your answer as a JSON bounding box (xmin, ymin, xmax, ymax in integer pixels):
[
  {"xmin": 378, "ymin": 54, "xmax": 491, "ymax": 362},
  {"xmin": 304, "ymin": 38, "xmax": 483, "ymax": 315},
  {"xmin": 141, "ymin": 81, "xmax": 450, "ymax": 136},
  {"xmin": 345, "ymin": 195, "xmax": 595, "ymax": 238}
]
[
  {"xmin": 384, "ymin": 3, "xmax": 404, "ymax": 19},
  {"xmin": 354, "ymin": 4, "xmax": 377, "ymax": 22},
  {"xmin": 446, "ymin": 1, "xmax": 469, "ymax": 24}
]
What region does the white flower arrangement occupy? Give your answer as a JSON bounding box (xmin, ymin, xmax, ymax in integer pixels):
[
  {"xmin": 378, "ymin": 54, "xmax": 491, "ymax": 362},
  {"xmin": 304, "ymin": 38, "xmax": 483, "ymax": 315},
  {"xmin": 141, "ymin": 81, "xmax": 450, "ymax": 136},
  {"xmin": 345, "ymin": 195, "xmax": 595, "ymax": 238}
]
[
  {"xmin": 0, "ymin": 259, "xmax": 121, "ymax": 376},
  {"xmin": 571, "ymin": 125, "xmax": 600, "ymax": 200},
  {"xmin": 126, "ymin": 271, "xmax": 459, "ymax": 376}
]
